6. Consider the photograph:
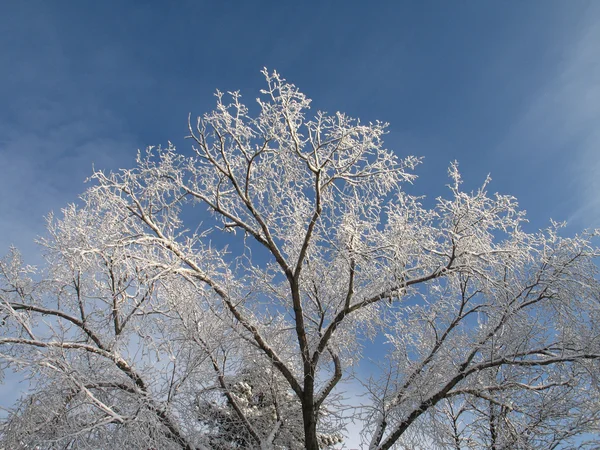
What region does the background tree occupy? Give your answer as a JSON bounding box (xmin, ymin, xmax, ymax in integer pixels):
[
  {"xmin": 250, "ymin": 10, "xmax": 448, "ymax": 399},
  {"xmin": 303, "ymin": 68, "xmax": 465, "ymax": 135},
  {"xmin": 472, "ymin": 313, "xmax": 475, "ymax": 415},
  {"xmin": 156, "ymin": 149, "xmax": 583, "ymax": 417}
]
[
  {"xmin": 423, "ymin": 363, "xmax": 600, "ymax": 449},
  {"xmin": 1, "ymin": 70, "xmax": 599, "ymax": 449}
]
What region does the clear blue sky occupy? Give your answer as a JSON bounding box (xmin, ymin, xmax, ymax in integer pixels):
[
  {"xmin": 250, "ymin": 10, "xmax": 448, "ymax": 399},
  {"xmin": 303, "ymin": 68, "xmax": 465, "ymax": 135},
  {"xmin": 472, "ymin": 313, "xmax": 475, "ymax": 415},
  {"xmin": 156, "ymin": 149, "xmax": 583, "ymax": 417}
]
[
  {"xmin": 1, "ymin": 1, "xmax": 599, "ymax": 260},
  {"xmin": 1, "ymin": 1, "xmax": 599, "ymax": 444}
]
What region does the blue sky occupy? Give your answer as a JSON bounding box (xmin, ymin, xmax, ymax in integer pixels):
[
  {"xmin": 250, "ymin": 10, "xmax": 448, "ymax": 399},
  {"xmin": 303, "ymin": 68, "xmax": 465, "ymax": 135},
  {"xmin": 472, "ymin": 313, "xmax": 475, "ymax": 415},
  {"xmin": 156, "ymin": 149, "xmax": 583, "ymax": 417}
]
[
  {"xmin": 1, "ymin": 0, "xmax": 600, "ymax": 444},
  {"xmin": 1, "ymin": 1, "xmax": 599, "ymax": 261}
]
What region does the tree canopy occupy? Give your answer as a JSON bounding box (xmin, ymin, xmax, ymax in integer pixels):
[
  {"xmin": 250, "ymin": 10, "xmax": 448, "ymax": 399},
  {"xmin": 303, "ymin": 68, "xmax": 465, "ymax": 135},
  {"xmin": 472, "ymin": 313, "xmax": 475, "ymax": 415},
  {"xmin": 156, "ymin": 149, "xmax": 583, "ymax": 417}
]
[{"xmin": 1, "ymin": 70, "xmax": 599, "ymax": 449}]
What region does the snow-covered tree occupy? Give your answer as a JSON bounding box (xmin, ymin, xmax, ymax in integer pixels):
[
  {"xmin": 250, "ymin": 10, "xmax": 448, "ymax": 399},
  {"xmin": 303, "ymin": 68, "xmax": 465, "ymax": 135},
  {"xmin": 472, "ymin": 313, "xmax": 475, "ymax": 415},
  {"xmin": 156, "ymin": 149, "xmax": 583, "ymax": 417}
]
[{"xmin": 1, "ymin": 70, "xmax": 599, "ymax": 449}]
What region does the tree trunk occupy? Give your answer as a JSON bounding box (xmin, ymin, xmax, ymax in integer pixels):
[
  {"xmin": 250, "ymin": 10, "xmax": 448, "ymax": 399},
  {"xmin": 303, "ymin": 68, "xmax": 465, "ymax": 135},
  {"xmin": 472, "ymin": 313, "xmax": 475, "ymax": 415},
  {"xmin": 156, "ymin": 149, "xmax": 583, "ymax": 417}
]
[
  {"xmin": 489, "ymin": 404, "xmax": 498, "ymax": 450},
  {"xmin": 302, "ymin": 380, "xmax": 319, "ymax": 450},
  {"xmin": 303, "ymin": 401, "xmax": 319, "ymax": 450}
]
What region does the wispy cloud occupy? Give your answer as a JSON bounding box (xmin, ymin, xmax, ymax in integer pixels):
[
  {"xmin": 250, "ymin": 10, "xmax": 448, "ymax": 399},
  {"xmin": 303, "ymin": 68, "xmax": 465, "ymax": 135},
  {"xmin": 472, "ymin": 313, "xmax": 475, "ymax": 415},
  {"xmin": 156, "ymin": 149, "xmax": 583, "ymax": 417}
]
[
  {"xmin": 499, "ymin": 5, "xmax": 600, "ymax": 229},
  {"xmin": 560, "ymin": 21, "xmax": 600, "ymax": 228},
  {"xmin": 0, "ymin": 5, "xmax": 149, "ymax": 261}
]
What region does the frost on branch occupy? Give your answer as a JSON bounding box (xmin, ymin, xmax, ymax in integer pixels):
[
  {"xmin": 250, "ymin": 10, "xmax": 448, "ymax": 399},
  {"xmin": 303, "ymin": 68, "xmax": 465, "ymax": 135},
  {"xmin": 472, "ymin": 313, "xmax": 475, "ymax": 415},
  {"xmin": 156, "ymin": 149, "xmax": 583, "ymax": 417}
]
[{"xmin": 1, "ymin": 70, "xmax": 600, "ymax": 449}]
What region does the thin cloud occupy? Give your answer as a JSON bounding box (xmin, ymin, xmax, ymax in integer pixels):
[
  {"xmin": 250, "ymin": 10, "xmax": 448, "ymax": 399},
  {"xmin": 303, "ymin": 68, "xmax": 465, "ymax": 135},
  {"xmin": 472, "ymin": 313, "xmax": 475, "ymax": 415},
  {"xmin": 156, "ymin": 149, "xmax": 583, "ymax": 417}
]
[
  {"xmin": 0, "ymin": 5, "xmax": 149, "ymax": 261},
  {"xmin": 499, "ymin": 5, "xmax": 600, "ymax": 229}
]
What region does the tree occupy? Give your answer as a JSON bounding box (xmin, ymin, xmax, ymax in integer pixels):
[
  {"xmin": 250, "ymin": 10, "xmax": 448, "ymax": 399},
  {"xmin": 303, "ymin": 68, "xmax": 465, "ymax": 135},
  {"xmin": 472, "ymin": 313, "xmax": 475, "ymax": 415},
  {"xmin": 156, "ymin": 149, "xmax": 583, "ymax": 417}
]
[
  {"xmin": 1, "ymin": 69, "xmax": 599, "ymax": 449},
  {"xmin": 423, "ymin": 364, "xmax": 600, "ymax": 449}
]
